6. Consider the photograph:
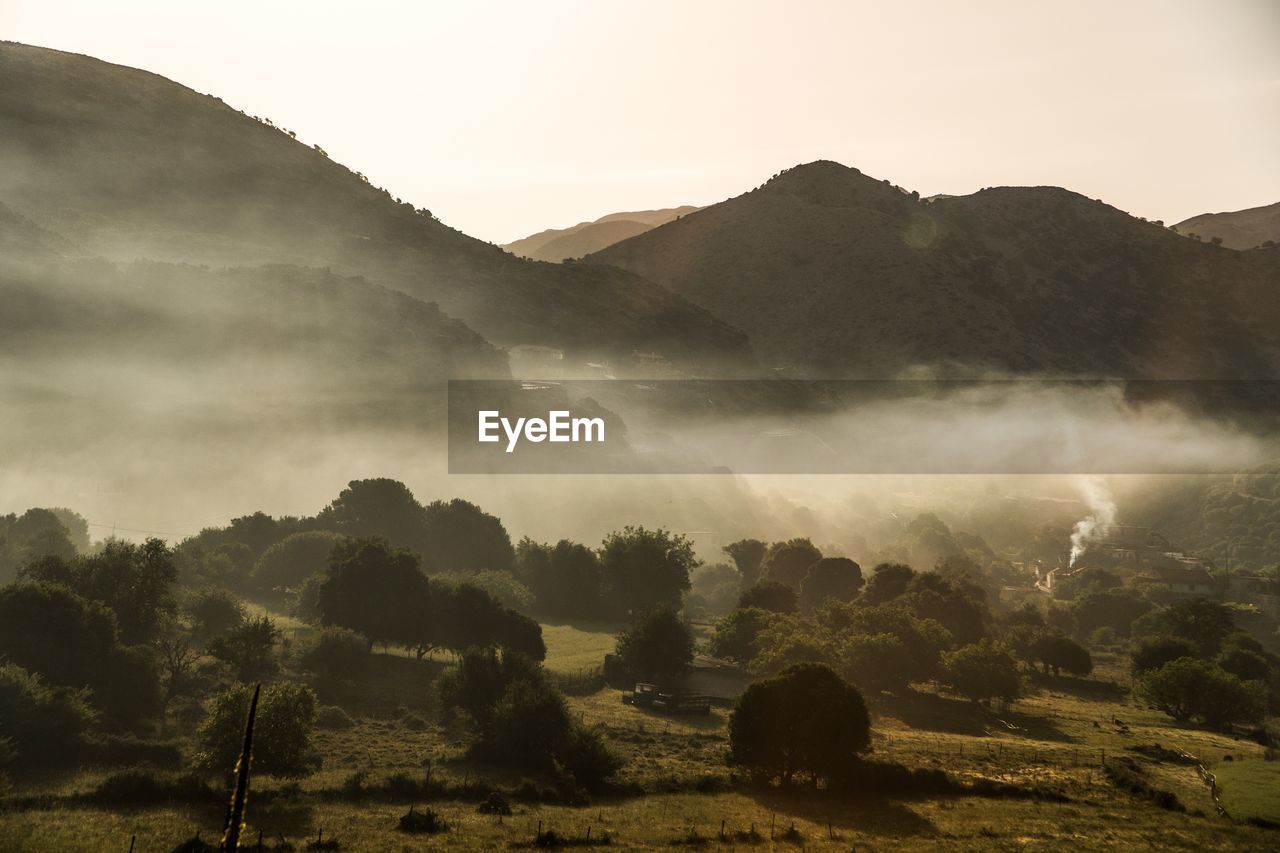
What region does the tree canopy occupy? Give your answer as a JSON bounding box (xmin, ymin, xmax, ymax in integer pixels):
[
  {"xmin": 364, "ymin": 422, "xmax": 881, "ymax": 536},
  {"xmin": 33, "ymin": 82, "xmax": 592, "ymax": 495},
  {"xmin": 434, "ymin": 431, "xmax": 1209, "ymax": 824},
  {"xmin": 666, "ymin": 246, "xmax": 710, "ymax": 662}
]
[{"xmin": 729, "ymin": 663, "xmax": 870, "ymax": 786}]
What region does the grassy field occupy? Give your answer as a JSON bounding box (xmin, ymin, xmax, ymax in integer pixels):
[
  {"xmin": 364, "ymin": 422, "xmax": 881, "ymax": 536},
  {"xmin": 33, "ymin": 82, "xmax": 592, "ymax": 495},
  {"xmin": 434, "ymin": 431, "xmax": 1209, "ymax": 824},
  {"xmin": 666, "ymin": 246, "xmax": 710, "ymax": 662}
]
[
  {"xmin": 1, "ymin": 634, "xmax": 1278, "ymax": 851},
  {"xmin": 1213, "ymin": 759, "xmax": 1280, "ymax": 825}
]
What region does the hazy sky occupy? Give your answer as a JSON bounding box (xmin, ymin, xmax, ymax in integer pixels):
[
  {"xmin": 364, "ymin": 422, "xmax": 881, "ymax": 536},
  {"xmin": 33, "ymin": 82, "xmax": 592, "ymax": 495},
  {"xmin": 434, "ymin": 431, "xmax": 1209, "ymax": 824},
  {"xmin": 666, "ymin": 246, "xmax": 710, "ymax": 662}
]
[{"xmin": 7, "ymin": 0, "xmax": 1280, "ymax": 243}]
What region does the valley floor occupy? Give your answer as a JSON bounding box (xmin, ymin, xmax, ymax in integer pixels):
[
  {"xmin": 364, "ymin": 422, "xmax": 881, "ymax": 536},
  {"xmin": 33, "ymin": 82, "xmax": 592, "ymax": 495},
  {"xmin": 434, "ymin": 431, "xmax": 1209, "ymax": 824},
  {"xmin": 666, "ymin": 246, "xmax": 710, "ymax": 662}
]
[{"xmin": 1, "ymin": 633, "xmax": 1277, "ymax": 851}]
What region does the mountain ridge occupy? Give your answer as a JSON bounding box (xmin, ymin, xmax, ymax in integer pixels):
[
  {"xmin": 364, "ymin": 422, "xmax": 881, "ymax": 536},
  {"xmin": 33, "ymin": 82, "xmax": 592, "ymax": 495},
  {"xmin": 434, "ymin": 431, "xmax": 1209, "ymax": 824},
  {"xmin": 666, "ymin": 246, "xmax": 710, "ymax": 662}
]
[
  {"xmin": 589, "ymin": 160, "xmax": 1280, "ymax": 379},
  {"xmin": 0, "ymin": 42, "xmax": 751, "ymax": 373}
]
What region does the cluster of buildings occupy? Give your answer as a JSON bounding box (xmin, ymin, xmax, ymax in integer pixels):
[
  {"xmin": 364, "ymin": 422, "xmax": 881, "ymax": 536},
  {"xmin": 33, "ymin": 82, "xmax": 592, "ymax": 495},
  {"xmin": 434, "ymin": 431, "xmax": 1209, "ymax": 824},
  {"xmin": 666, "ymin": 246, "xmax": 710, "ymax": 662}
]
[{"xmin": 1033, "ymin": 524, "xmax": 1278, "ymax": 618}]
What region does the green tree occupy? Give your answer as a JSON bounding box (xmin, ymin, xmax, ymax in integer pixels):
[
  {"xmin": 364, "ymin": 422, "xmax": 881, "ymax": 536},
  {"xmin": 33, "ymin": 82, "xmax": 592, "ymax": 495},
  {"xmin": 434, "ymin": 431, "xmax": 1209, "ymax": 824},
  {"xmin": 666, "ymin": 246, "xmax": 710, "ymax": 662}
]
[
  {"xmin": 318, "ymin": 538, "xmax": 430, "ymax": 649},
  {"xmin": 317, "ymin": 479, "xmax": 429, "ymax": 554},
  {"xmin": 837, "ymin": 633, "xmax": 915, "ymax": 694},
  {"xmin": 598, "ymin": 526, "xmax": 696, "ymax": 615},
  {"xmin": 708, "ymin": 607, "xmax": 777, "ymax": 665},
  {"xmin": 723, "ymin": 539, "xmax": 767, "ymax": 587},
  {"xmin": 612, "ymin": 609, "xmax": 695, "ymax": 685},
  {"xmin": 939, "ymin": 641, "xmax": 1021, "ymax": 703},
  {"xmin": 729, "ymin": 663, "xmax": 871, "ymax": 786},
  {"xmin": 1130, "ymin": 635, "xmax": 1198, "ymax": 676},
  {"xmin": 421, "ymin": 498, "xmax": 514, "ymax": 573},
  {"xmin": 1028, "ymin": 634, "xmax": 1093, "ymax": 677},
  {"xmin": 184, "ymin": 587, "xmax": 246, "ymax": 640},
  {"xmin": 1137, "ymin": 598, "xmax": 1236, "ymax": 656},
  {"xmin": 517, "ymin": 538, "xmax": 602, "ymax": 617},
  {"xmin": 1136, "ymin": 658, "xmax": 1266, "ymax": 726},
  {"xmin": 799, "ymin": 557, "xmax": 864, "ymax": 611},
  {"xmin": 861, "ymin": 562, "xmax": 915, "ymax": 605},
  {"xmin": 252, "ymin": 531, "xmax": 347, "ymax": 592},
  {"xmin": 299, "ymin": 627, "xmax": 371, "ymax": 689},
  {"xmin": 1072, "ymin": 588, "xmax": 1152, "ymax": 639},
  {"xmin": 194, "ymin": 682, "xmax": 320, "ymax": 778},
  {"xmin": 207, "ymin": 616, "xmax": 280, "ymax": 682},
  {"xmin": 760, "ymin": 539, "xmax": 822, "ymax": 589},
  {"xmin": 0, "ymin": 581, "xmax": 161, "ymax": 725},
  {"xmin": 21, "ymin": 537, "xmax": 177, "ymax": 644},
  {"xmin": 0, "ymin": 663, "xmax": 95, "ymax": 771},
  {"xmin": 738, "ymin": 580, "xmax": 798, "ymax": 613}
]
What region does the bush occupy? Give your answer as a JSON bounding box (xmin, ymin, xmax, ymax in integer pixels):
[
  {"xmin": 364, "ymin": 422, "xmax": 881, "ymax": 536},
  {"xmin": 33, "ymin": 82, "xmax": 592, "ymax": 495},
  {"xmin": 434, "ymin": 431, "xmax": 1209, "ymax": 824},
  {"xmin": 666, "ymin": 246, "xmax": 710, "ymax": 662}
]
[
  {"xmin": 89, "ymin": 734, "xmax": 183, "ymax": 768},
  {"xmin": 0, "ymin": 662, "xmax": 95, "ymax": 770},
  {"xmin": 193, "ymin": 682, "xmax": 321, "ymax": 778},
  {"xmin": 1028, "ymin": 634, "xmax": 1093, "ymax": 677},
  {"xmin": 555, "ymin": 723, "xmax": 622, "ymax": 791},
  {"xmin": 1135, "ymin": 658, "xmax": 1266, "ymax": 726},
  {"xmin": 1130, "ymin": 635, "xmax": 1197, "ymax": 677},
  {"xmin": 940, "ymin": 641, "xmax": 1021, "ymax": 703},
  {"xmin": 300, "ymin": 627, "xmax": 371, "ymax": 688},
  {"xmin": 707, "ymin": 607, "xmax": 776, "ymax": 665},
  {"xmin": 207, "ymin": 616, "xmax": 280, "ymax": 682},
  {"xmin": 253, "ymin": 531, "xmax": 347, "ymax": 592},
  {"xmin": 184, "ymin": 587, "xmax": 246, "ymax": 641},
  {"xmin": 434, "ymin": 570, "xmax": 533, "ymax": 611},
  {"xmin": 399, "ymin": 805, "xmax": 449, "ymax": 834},
  {"xmin": 83, "ymin": 769, "xmax": 216, "ymax": 808},
  {"xmin": 316, "ymin": 705, "xmax": 355, "ymax": 730}
]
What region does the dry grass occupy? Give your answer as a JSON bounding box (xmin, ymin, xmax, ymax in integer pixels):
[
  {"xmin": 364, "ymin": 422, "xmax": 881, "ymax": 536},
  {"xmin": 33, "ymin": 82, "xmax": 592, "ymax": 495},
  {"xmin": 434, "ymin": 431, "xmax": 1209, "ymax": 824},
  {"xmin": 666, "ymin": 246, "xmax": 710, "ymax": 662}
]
[{"xmin": 3, "ymin": 626, "xmax": 1278, "ymax": 851}]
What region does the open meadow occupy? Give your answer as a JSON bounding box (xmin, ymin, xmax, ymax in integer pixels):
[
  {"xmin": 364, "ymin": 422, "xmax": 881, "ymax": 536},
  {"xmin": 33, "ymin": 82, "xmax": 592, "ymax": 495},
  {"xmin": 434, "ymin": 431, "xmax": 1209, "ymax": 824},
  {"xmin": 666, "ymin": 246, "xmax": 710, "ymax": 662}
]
[{"xmin": 2, "ymin": 627, "xmax": 1277, "ymax": 852}]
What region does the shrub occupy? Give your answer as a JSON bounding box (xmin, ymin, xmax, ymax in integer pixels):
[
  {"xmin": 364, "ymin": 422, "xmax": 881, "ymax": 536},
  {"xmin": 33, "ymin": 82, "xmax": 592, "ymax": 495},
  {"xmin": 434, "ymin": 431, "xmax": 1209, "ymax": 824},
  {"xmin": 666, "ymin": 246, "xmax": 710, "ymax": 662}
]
[
  {"xmin": 89, "ymin": 733, "xmax": 183, "ymax": 768},
  {"xmin": 253, "ymin": 531, "xmax": 347, "ymax": 592},
  {"xmin": 399, "ymin": 805, "xmax": 449, "ymax": 834},
  {"xmin": 1130, "ymin": 635, "xmax": 1197, "ymax": 677},
  {"xmin": 300, "ymin": 627, "xmax": 371, "ymax": 688},
  {"xmin": 940, "ymin": 641, "xmax": 1021, "ymax": 703},
  {"xmin": 1135, "ymin": 658, "xmax": 1266, "ymax": 727},
  {"xmin": 316, "ymin": 705, "xmax": 355, "ymax": 730},
  {"xmin": 433, "ymin": 569, "xmax": 534, "ymax": 611},
  {"xmin": 707, "ymin": 607, "xmax": 776, "ymax": 665},
  {"xmin": 1028, "ymin": 634, "xmax": 1093, "ymax": 677},
  {"xmin": 183, "ymin": 588, "xmax": 245, "ymax": 640},
  {"xmin": 84, "ymin": 769, "xmax": 215, "ymax": 808},
  {"xmin": 193, "ymin": 682, "xmax": 321, "ymax": 778},
  {"xmin": 0, "ymin": 662, "xmax": 95, "ymax": 770},
  {"xmin": 207, "ymin": 616, "xmax": 280, "ymax": 682}
]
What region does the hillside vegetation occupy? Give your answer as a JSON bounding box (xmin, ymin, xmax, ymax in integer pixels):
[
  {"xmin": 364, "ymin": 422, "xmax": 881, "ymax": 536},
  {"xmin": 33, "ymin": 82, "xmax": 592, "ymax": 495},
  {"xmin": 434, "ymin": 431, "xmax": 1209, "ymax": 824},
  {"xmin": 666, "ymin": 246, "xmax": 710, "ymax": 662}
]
[
  {"xmin": 1176, "ymin": 201, "xmax": 1280, "ymax": 250},
  {"xmin": 590, "ymin": 161, "xmax": 1280, "ymax": 379},
  {"xmin": 0, "ymin": 43, "xmax": 749, "ymax": 372}
]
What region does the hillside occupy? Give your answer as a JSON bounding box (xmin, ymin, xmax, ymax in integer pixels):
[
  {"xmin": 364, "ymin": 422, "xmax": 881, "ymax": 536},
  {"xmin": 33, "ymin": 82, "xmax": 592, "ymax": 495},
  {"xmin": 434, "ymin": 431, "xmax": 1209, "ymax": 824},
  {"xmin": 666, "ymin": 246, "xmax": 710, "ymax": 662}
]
[
  {"xmin": 590, "ymin": 161, "xmax": 1280, "ymax": 379},
  {"xmin": 504, "ymin": 206, "xmax": 700, "ymax": 261},
  {"xmin": 0, "ymin": 206, "xmax": 508, "ymax": 444},
  {"xmin": 1175, "ymin": 201, "xmax": 1280, "ymax": 250},
  {"xmin": 0, "ymin": 43, "xmax": 749, "ymax": 373}
]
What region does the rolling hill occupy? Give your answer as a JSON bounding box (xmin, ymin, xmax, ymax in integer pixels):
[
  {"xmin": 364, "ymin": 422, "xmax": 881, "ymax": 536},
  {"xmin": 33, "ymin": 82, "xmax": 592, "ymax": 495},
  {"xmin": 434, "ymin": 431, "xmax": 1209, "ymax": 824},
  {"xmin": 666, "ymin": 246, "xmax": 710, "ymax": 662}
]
[
  {"xmin": 589, "ymin": 161, "xmax": 1280, "ymax": 379},
  {"xmin": 1175, "ymin": 202, "xmax": 1280, "ymax": 250},
  {"xmin": 504, "ymin": 206, "xmax": 700, "ymax": 261},
  {"xmin": 0, "ymin": 42, "xmax": 750, "ymax": 373}
]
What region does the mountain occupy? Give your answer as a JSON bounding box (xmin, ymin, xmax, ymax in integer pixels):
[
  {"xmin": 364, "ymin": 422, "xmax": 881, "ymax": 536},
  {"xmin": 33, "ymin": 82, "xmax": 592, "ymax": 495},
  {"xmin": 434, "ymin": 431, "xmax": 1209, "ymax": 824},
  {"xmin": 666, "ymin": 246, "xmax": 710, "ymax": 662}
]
[
  {"xmin": 0, "ymin": 203, "xmax": 508, "ymax": 433},
  {"xmin": 0, "ymin": 43, "xmax": 749, "ymax": 373},
  {"xmin": 1175, "ymin": 202, "xmax": 1280, "ymax": 250},
  {"xmin": 589, "ymin": 161, "xmax": 1280, "ymax": 379},
  {"xmin": 504, "ymin": 206, "xmax": 700, "ymax": 262}
]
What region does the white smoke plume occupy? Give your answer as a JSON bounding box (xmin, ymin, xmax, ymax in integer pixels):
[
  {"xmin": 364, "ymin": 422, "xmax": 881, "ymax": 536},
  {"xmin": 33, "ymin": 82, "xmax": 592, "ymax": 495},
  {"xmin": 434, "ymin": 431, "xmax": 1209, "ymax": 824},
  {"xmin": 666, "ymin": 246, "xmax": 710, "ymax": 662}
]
[{"xmin": 1068, "ymin": 476, "xmax": 1117, "ymax": 567}]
